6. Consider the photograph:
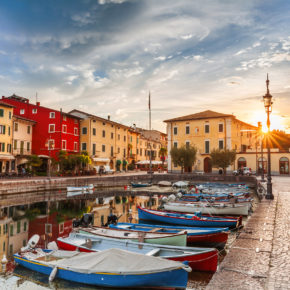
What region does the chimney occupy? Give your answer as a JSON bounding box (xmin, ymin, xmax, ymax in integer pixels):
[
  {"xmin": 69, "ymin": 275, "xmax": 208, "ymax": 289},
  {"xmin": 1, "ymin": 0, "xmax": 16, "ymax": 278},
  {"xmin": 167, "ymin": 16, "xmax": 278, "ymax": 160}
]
[
  {"xmin": 36, "ymin": 102, "xmax": 40, "ymax": 106},
  {"xmin": 108, "ymin": 115, "xmax": 110, "ymax": 120}
]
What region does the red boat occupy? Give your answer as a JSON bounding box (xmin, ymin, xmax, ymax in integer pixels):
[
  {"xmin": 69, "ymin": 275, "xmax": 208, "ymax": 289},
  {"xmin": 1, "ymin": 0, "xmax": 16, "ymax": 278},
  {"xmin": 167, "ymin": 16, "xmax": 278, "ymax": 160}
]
[{"xmin": 57, "ymin": 232, "xmax": 218, "ymax": 272}]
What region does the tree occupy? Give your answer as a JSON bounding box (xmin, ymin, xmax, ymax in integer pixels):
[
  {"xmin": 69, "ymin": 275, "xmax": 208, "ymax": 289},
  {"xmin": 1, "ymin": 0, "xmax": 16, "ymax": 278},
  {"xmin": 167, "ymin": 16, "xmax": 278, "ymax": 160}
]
[
  {"xmin": 210, "ymin": 149, "xmax": 236, "ymax": 174},
  {"xmin": 170, "ymin": 145, "xmax": 197, "ymax": 173},
  {"xmin": 159, "ymin": 147, "xmax": 167, "ymax": 167},
  {"xmin": 27, "ymin": 155, "xmax": 43, "ymax": 175}
]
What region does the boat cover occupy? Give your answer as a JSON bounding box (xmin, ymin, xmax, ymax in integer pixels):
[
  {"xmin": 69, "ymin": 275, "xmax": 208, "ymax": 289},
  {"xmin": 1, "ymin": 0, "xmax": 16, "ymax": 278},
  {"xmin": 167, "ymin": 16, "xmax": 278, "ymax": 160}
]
[{"xmin": 53, "ymin": 248, "xmax": 190, "ymax": 274}]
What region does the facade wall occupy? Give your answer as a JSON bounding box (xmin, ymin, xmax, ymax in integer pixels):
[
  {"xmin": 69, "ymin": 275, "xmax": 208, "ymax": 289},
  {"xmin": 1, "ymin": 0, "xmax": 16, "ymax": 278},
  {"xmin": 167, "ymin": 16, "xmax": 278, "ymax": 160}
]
[
  {"xmin": 166, "ymin": 114, "xmax": 257, "ymax": 173},
  {"xmin": 0, "ymin": 218, "xmax": 11, "ymax": 260},
  {"xmin": 8, "ymin": 218, "xmax": 29, "ymax": 257},
  {"xmin": 1, "ymin": 96, "xmax": 80, "ymax": 159},
  {"xmin": 0, "ymin": 103, "xmax": 14, "ymax": 173}
]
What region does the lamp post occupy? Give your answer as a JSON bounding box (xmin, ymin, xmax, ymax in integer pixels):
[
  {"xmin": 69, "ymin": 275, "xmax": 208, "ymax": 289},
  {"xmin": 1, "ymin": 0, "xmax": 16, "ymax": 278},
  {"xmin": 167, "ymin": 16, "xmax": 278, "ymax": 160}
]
[{"xmin": 263, "ymin": 74, "xmax": 274, "ymax": 200}]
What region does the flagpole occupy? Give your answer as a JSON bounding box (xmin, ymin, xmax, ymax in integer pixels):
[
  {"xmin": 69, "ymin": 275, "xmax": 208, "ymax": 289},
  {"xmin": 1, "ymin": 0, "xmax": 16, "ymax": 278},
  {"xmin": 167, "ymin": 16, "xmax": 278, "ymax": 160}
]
[{"xmin": 148, "ymin": 92, "xmax": 152, "ymax": 180}]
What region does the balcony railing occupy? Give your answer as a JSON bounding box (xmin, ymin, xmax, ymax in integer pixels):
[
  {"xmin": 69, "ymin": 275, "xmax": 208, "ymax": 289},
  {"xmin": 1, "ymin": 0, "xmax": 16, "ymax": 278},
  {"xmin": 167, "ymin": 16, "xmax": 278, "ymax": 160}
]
[{"xmin": 13, "ymin": 149, "xmax": 31, "ymax": 155}]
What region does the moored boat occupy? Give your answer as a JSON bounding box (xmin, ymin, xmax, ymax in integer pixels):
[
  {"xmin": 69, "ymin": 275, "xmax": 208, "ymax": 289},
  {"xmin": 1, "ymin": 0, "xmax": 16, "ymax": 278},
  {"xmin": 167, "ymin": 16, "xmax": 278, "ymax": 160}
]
[
  {"xmin": 78, "ymin": 226, "xmax": 187, "ymax": 246},
  {"xmin": 109, "ymin": 222, "xmax": 229, "ymax": 248},
  {"xmin": 131, "ymin": 182, "xmax": 152, "ymax": 188},
  {"xmin": 57, "ymin": 232, "xmax": 218, "ymax": 272},
  {"xmin": 163, "ymin": 201, "xmax": 250, "ymax": 216},
  {"xmin": 138, "ymin": 206, "xmax": 240, "ymax": 228},
  {"xmin": 14, "ymin": 248, "xmax": 191, "ymax": 288}
]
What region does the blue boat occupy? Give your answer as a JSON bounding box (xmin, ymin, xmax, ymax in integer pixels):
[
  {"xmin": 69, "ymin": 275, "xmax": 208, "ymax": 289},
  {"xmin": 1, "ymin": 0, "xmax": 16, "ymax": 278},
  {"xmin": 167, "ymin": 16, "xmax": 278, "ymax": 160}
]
[
  {"xmin": 109, "ymin": 222, "xmax": 229, "ymax": 248},
  {"xmin": 138, "ymin": 206, "xmax": 240, "ymax": 228},
  {"xmin": 14, "ymin": 248, "xmax": 190, "ymax": 289},
  {"xmin": 131, "ymin": 182, "xmax": 152, "ymax": 188}
]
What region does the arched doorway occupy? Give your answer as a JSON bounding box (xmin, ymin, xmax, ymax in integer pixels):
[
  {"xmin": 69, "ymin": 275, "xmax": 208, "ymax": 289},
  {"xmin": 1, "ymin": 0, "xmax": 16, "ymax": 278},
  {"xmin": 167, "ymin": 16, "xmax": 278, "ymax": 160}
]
[
  {"xmin": 204, "ymin": 157, "xmax": 212, "ymax": 173},
  {"xmin": 279, "ymin": 157, "xmax": 289, "ymax": 174},
  {"xmin": 238, "ymin": 157, "xmax": 247, "ymax": 169},
  {"xmin": 258, "ymin": 157, "xmax": 267, "ymax": 174}
]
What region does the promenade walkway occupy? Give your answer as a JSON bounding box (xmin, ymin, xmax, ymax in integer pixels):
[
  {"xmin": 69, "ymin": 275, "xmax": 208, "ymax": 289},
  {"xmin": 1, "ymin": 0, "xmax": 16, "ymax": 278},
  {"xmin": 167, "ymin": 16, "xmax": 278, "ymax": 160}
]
[{"xmin": 206, "ymin": 176, "xmax": 290, "ymax": 290}]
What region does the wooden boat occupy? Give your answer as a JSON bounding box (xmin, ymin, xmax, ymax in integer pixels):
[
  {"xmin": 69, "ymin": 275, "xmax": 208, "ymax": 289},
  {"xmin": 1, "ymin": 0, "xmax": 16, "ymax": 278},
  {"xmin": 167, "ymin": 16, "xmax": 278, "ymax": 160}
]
[
  {"xmin": 163, "ymin": 201, "xmax": 250, "ymax": 216},
  {"xmin": 131, "ymin": 182, "xmax": 152, "ymax": 188},
  {"xmin": 138, "ymin": 206, "xmax": 240, "ymax": 228},
  {"xmin": 57, "ymin": 232, "xmax": 218, "ymax": 272},
  {"xmin": 14, "ymin": 248, "xmax": 190, "ymax": 288},
  {"xmin": 67, "ymin": 184, "xmax": 94, "ymax": 196},
  {"xmin": 78, "ymin": 226, "xmax": 187, "ymax": 246},
  {"xmin": 109, "ymin": 222, "xmax": 229, "ymax": 248}
]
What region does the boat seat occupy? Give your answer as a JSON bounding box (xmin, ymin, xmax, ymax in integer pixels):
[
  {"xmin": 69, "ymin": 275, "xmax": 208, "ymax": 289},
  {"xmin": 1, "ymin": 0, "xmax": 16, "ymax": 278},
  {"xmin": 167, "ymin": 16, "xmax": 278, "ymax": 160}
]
[
  {"xmin": 145, "ymin": 248, "xmax": 160, "ymax": 256},
  {"xmin": 149, "ymin": 228, "xmax": 162, "ymax": 233}
]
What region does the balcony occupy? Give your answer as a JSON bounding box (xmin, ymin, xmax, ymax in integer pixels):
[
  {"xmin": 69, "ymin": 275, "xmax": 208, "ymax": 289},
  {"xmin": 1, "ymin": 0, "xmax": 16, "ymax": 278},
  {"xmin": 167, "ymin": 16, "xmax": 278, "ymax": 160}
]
[{"xmin": 13, "ymin": 149, "xmax": 31, "ymax": 156}]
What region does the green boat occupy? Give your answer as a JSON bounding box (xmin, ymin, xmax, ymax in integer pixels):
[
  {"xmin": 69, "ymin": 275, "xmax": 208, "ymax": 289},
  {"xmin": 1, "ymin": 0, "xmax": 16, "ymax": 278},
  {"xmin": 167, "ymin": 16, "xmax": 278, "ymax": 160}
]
[{"xmin": 77, "ymin": 226, "xmax": 187, "ymax": 247}]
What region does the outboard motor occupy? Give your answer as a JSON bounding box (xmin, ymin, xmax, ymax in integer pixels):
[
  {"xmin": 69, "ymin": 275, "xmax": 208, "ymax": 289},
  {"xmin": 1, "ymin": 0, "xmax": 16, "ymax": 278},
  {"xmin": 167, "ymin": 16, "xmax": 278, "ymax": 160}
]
[
  {"xmin": 168, "ymin": 194, "xmax": 176, "ymax": 202},
  {"xmin": 81, "ymin": 213, "xmax": 93, "ymax": 227}
]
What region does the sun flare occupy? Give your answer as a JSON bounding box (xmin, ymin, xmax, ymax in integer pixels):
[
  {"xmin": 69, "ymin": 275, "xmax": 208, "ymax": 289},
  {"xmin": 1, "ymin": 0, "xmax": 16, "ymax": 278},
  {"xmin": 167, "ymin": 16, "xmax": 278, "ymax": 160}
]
[{"xmin": 250, "ymin": 110, "xmax": 285, "ymax": 132}]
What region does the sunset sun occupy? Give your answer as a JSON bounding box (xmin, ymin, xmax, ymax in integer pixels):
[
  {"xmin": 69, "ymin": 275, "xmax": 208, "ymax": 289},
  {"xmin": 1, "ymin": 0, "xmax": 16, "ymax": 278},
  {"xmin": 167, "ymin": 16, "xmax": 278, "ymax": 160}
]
[{"xmin": 250, "ymin": 110, "xmax": 285, "ymax": 132}]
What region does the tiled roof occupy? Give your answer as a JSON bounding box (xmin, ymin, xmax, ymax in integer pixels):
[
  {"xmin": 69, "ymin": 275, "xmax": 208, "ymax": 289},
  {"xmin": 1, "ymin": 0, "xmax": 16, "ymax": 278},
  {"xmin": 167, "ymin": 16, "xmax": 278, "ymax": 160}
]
[
  {"xmin": 164, "ymin": 110, "xmax": 234, "ymax": 122},
  {"xmin": 0, "ymin": 101, "xmax": 15, "ymax": 108}
]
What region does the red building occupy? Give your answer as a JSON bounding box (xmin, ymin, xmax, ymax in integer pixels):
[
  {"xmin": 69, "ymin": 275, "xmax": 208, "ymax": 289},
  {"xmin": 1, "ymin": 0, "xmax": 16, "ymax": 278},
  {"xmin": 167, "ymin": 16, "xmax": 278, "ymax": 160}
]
[
  {"xmin": 28, "ymin": 212, "xmax": 73, "ymax": 248},
  {"xmin": 1, "ymin": 94, "xmax": 80, "ymax": 159}
]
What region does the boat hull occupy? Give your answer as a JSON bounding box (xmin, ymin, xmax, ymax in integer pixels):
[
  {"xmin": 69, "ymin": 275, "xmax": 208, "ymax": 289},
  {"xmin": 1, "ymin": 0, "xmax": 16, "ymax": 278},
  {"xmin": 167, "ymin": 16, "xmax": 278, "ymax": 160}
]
[
  {"xmin": 14, "ymin": 254, "xmax": 188, "ymax": 289},
  {"xmin": 164, "ymin": 202, "xmax": 249, "ymax": 216},
  {"xmin": 57, "ymin": 234, "xmax": 218, "ymax": 273},
  {"xmin": 138, "ymin": 207, "xmax": 239, "ymax": 228}
]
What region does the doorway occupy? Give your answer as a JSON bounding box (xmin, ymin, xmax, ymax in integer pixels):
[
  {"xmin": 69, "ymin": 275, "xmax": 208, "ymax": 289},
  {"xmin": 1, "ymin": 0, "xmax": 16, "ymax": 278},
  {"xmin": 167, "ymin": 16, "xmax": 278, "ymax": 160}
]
[{"xmin": 204, "ymin": 157, "xmax": 212, "ymax": 173}]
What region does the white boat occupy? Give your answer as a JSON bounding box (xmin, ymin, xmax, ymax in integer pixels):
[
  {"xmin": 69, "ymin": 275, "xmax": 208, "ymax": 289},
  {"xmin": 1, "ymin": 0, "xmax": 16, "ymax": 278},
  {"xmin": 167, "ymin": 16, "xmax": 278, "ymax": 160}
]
[
  {"xmin": 67, "ymin": 184, "xmax": 94, "ymax": 197},
  {"xmin": 163, "ymin": 201, "xmax": 249, "ymax": 216}
]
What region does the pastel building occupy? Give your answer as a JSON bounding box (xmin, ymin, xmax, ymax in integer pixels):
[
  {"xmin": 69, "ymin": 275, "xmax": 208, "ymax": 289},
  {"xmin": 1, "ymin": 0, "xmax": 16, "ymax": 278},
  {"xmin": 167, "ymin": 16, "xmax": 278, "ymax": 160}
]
[
  {"xmin": 164, "ymin": 110, "xmax": 257, "ymax": 173},
  {"xmin": 0, "ymin": 101, "xmax": 14, "ymax": 173}
]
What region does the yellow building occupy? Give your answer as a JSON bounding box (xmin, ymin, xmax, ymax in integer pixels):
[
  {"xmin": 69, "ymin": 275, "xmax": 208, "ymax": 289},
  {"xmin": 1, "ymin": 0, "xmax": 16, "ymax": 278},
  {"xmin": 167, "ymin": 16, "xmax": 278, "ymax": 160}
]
[
  {"xmin": 164, "ymin": 110, "xmax": 257, "ymax": 173},
  {"xmin": 12, "ymin": 115, "xmax": 36, "ymax": 172},
  {"xmin": 0, "ymin": 101, "xmax": 14, "ymax": 173},
  {"xmin": 69, "ymin": 110, "xmax": 130, "ymax": 172},
  {"xmin": 0, "ymin": 217, "xmax": 11, "ymax": 261}
]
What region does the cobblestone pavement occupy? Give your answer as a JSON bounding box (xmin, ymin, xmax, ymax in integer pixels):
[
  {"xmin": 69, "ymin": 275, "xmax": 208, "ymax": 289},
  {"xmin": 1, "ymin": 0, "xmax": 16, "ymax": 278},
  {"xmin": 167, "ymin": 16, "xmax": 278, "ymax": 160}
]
[{"xmin": 206, "ymin": 176, "xmax": 290, "ymax": 290}]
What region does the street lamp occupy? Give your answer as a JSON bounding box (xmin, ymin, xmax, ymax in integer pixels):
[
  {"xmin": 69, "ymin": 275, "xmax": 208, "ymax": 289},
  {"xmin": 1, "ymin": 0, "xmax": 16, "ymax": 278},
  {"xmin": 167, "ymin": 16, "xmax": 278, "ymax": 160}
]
[{"xmin": 263, "ymin": 74, "xmax": 274, "ymax": 200}]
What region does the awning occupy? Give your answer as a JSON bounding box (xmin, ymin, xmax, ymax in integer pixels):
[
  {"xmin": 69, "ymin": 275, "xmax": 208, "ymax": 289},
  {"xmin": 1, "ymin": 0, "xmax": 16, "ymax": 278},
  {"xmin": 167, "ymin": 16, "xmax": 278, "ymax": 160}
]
[
  {"xmin": 17, "ymin": 158, "xmax": 28, "ymax": 165},
  {"xmin": 38, "ymin": 155, "xmax": 50, "ymax": 158},
  {"xmin": 93, "ymin": 157, "xmax": 110, "ymax": 163},
  {"xmin": 0, "ymin": 154, "xmax": 15, "ymax": 160},
  {"xmin": 136, "ymin": 160, "xmax": 163, "ymax": 165}
]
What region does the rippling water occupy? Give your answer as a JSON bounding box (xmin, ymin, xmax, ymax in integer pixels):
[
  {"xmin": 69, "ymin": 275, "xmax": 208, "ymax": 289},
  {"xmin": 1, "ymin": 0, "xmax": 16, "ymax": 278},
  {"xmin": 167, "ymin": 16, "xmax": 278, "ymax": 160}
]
[{"xmin": 0, "ymin": 185, "xmax": 257, "ymax": 290}]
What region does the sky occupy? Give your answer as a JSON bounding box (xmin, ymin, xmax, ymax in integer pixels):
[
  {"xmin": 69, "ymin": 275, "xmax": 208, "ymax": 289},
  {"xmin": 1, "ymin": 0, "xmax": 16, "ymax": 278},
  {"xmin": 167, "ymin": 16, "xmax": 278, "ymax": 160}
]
[{"xmin": 0, "ymin": 0, "xmax": 290, "ymax": 133}]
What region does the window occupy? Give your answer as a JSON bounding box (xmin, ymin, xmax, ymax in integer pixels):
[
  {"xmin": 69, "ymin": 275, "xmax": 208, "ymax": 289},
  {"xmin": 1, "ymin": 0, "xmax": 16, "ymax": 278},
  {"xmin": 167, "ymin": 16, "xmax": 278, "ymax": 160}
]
[
  {"xmin": 7, "ymin": 143, "xmax": 11, "ymax": 153},
  {"xmin": 124, "ymin": 136, "xmax": 126, "ymax": 142},
  {"xmin": 74, "ymin": 127, "xmax": 78, "ymax": 135},
  {"xmin": 81, "ymin": 143, "xmax": 87, "ymax": 151},
  {"xmin": 118, "ymin": 134, "xmax": 120, "ymax": 140},
  {"xmin": 27, "ymin": 125, "xmax": 31, "ymax": 134},
  {"xmin": 118, "ymin": 147, "xmax": 120, "ymax": 154},
  {"xmin": 219, "ymin": 123, "xmax": 223, "ymax": 133},
  {"xmin": 140, "ymin": 148, "xmax": 142, "ymax": 156},
  {"xmin": 82, "ymin": 127, "xmax": 87, "ymax": 135},
  {"xmin": 9, "ymin": 244, "xmax": 13, "ymax": 256},
  {"xmin": 10, "ymin": 224, "xmax": 13, "ymax": 236},
  {"xmin": 49, "ymin": 124, "xmax": 55, "ymax": 133},
  {"xmin": 205, "ymin": 124, "xmax": 210, "ymax": 133},
  {"xmin": 92, "ymin": 143, "xmax": 96, "ymax": 155},
  {"xmin": 186, "ymin": 126, "xmax": 190, "ymax": 135},
  {"xmin": 47, "ymin": 139, "xmax": 55, "ymax": 150},
  {"xmin": 173, "ymin": 127, "xmax": 178, "ymax": 135},
  {"xmin": 23, "ymin": 221, "xmax": 27, "ymax": 232},
  {"xmin": 62, "ymin": 125, "xmax": 67, "ymax": 133},
  {"xmin": 111, "ymin": 132, "xmax": 114, "ymax": 139},
  {"xmin": 186, "ymin": 141, "xmax": 190, "ymax": 149},
  {"xmin": 63, "ymin": 115, "xmax": 66, "ymax": 121},
  {"xmin": 137, "ymin": 148, "xmax": 139, "ymax": 155},
  {"xmin": 130, "ymin": 136, "xmax": 133, "ymax": 142},
  {"xmin": 14, "ymin": 122, "xmax": 18, "ymax": 132},
  {"xmin": 0, "ymin": 109, "xmax": 3, "ymax": 117},
  {"xmin": 3, "ymin": 241, "xmax": 5, "ymax": 252},
  {"xmin": 123, "ymin": 148, "xmax": 126, "ymax": 157},
  {"xmin": 27, "ymin": 142, "xmax": 30, "ymax": 151},
  {"xmin": 62, "ymin": 140, "xmax": 66, "ymax": 150},
  {"xmin": 241, "ymin": 144, "xmax": 247, "ymax": 152},
  {"xmin": 0, "ymin": 143, "xmax": 5, "ymax": 152},
  {"xmin": 205, "ymin": 140, "xmax": 210, "ymax": 153},
  {"xmin": 32, "ymin": 108, "xmax": 37, "ymax": 114},
  {"xmin": 49, "ymin": 112, "xmax": 55, "ymax": 118},
  {"xmin": 102, "ymin": 145, "xmax": 106, "ymax": 152},
  {"xmin": 74, "ymin": 142, "xmax": 78, "ymax": 152},
  {"xmin": 173, "ymin": 142, "xmax": 178, "ymax": 148},
  {"xmin": 102, "ymin": 130, "xmax": 105, "ymax": 138},
  {"xmin": 8, "ymin": 126, "xmax": 10, "ymax": 136},
  {"xmin": 0, "ymin": 125, "xmax": 5, "ymax": 134},
  {"xmin": 92, "ymin": 128, "xmax": 96, "ymax": 136},
  {"xmin": 45, "ymin": 223, "xmax": 52, "ymax": 234},
  {"xmin": 195, "ymin": 127, "xmax": 199, "ymax": 134},
  {"xmin": 219, "ymin": 140, "xmax": 224, "ymax": 150},
  {"xmin": 111, "ymin": 146, "xmax": 113, "ymax": 157},
  {"xmin": 17, "ymin": 221, "xmax": 21, "ymax": 234},
  {"xmin": 20, "ymin": 109, "xmax": 25, "ymax": 115},
  {"xmin": 14, "ymin": 140, "xmax": 17, "ymax": 150},
  {"xmin": 9, "ymin": 111, "xmax": 11, "ymax": 119},
  {"xmin": 59, "ymin": 223, "xmax": 64, "ymax": 234},
  {"xmin": 22, "ymin": 240, "xmax": 26, "ymax": 247}
]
